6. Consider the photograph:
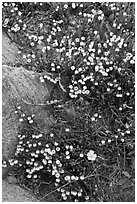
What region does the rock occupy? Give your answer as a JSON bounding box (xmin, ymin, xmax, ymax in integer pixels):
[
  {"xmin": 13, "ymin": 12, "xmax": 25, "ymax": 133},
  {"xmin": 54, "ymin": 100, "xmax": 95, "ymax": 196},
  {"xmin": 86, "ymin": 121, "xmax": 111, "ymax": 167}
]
[
  {"xmin": 2, "ymin": 180, "xmax": 37, "ymax": 202},
  {"xmin": 2, "ymin": 29, "xmax": 54, "ymax": 202},
  {"xmin": 2, "ymin": 65, "xmax": 52, "ymax": 161},
  {"xmin": 2, "ymin": 30, "xmax": 21, "ymax": 66},
  {"xmin": 7, "ymin": 175, "xmax": 18, "ymax": 184}
]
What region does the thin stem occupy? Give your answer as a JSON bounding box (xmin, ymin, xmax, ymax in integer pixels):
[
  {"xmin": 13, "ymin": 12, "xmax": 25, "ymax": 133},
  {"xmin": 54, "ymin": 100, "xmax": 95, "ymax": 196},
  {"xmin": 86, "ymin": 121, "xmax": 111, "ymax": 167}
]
[{"xmin": 38, "ymin": 182, "xmax": 70, "ymax": 201}]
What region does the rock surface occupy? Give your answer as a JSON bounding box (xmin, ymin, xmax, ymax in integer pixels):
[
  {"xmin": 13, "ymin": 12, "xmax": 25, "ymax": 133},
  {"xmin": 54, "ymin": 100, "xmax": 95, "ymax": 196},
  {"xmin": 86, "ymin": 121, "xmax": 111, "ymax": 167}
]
[
  {"xmin": 2, "ymin": 30, "xmax": 53, "ymax": 202},
  {"xmin": 2, "ymin": 180, "xmax": 37, "ymax": 202},
  {"xmin": 2, "ymin": 65, "xmax": 51, "ymax": 160},
  {"xmin": 2, "ymin": 30, "xmax": 21, "ymax": 66}
]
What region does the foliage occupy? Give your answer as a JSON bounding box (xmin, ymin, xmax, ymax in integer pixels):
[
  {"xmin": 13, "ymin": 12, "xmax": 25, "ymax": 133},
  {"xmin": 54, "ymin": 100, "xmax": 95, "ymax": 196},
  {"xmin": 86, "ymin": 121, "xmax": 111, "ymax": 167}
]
[{"xmin": 2, "ymin": 2, "xmax": 135, "ymax": 202}]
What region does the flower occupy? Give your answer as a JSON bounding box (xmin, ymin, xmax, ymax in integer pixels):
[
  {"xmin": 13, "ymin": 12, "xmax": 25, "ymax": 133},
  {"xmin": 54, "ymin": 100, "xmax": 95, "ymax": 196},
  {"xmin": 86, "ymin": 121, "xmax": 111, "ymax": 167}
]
[
  {"xmin": 87, "ymin": 150, "xmax": 97, "ymax": 161},
  {"xmin": 2, "ymin": 2, "xmax": 135, "ymax": 202}
]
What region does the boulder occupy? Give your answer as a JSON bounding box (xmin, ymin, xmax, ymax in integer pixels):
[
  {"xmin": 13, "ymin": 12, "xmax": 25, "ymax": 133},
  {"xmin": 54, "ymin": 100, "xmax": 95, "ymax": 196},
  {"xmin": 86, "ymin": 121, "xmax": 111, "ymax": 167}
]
[
  {"xmin": 2, "ymin": 65, "xmax": 52, "ymax": 160},
  {"xmin": 2, "ymin": 180, "xmax": 37, "ymax": 202},
  {"xmin": 2, "ymin": 30, "xmax": 21, "ymax": 66},
  {"xmin": 2, "ymin": 30, "xmax": 54, "ymax": 202}
]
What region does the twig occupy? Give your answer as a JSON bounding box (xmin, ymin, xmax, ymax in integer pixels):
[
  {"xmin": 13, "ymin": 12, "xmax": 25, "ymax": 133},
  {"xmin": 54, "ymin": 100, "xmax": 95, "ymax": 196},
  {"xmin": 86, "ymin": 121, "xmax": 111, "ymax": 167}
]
[
  {"xmin": 38, "ymin": 182, "xmax": 70, "ymax": 201},
  {"xmin": 19, "ymin": 183, "xmax": 32, "ymax": 192},
  {"xmin": 108, "ymin": 104, "xmax": 126, "ymax": 128},
  {"xmin": 58, "ymin": 73, "xmax": 67, "ymax": 92},
  {"xmin": 84, "ymin": 173, "xmax": 100, "ymax": 180},
  {"xmin": 21, "ymin": 98, "xmax": 62, "ymax": 106},
  {"xmin": 21, "ymin": 98, "xmax": 47, "ymax": 106},
  {"xmin": 123, "ymin": 144, "xmax": 126, "ymax": 171}
]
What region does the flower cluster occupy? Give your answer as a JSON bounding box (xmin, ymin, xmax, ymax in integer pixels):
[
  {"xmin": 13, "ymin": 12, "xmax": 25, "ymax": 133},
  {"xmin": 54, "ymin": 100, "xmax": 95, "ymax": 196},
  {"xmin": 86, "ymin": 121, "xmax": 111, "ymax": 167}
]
[
  {"xmin": 2, "ymin": 2, "xmax": 135, "ymax": 104},
  {"xmin": 3, "ymin": 105, "xmax": 102, "ymax": 201},
  {"xmin": 3, "ymin": 97, "xmax": 135, "ymax": 201},
  {"xmin": 2, "ymin": 2, "xmax": 135, "ymax": 202}
]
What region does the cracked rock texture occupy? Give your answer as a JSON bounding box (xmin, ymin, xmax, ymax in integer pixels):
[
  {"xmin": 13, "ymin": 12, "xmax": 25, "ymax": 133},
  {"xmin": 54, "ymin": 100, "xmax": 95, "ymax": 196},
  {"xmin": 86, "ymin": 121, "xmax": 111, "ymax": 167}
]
[
  {"xmin": 2, "ymin": 30, "xmax": 53, "ymax": 202},
  {"xmin": 2, "ymin": 30, "xmax": 21, "ymax": 66},
  {"xmin": 2, "ymin": 65, "xmax": 52, "ymax": 160}
]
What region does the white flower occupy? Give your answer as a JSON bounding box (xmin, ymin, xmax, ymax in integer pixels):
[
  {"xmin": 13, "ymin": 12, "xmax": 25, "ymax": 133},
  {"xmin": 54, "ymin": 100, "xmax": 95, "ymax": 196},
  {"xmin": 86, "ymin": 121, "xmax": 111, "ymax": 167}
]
[
  {"xmin": 29, "ymin": 120, "xmax": 33, "ymax": 124},
  {"xmin": 80, "ymin": 176, "xmax": 84, "ymax": 180},
  {"xmin": 87, "ymin": 150, "xmax": 97, "ymax": 161},
  {"xmin": 80, "ymin": 153, "xmax": 84, "ymax": 157},
  {"xmin": 19, "ymin": 118, "xmax": 23, "ymax": 122},
  {"xmin": 27, "ymin": 174, "xmax": 32, "ymax": 178}
]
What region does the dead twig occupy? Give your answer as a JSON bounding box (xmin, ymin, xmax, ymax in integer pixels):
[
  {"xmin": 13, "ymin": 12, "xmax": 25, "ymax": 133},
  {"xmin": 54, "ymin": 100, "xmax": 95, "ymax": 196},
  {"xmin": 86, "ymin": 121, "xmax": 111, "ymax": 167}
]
[
  {"xmin": 58, "ymin": 73, "xmax": 67, "ymax": 92},
  {"xmin": 21, "ymin": 98, "xmax": 62, "ymax": 106},
  {"xmin": 38, "ymin": 182, "xmax": 70, "ymax": 201}
]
